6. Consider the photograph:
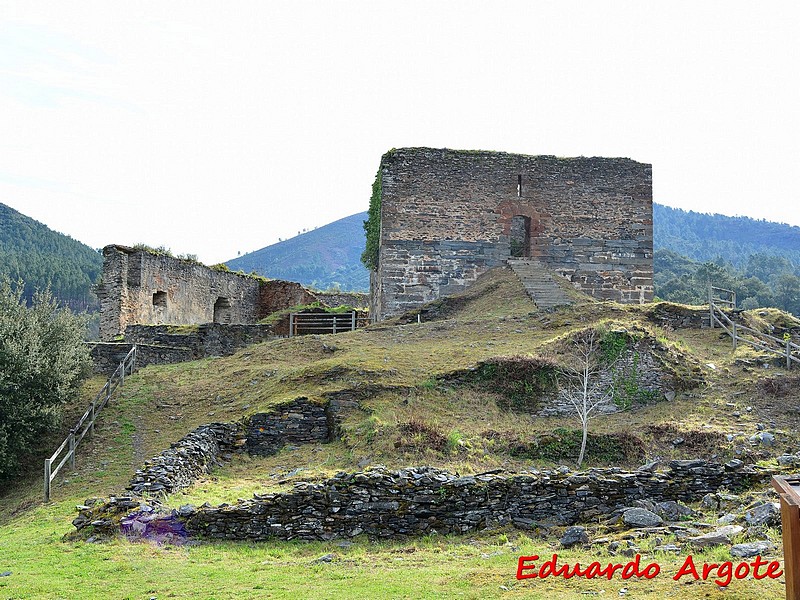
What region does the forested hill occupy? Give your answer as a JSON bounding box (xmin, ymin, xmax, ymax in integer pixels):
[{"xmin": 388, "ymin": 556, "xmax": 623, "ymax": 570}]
[
  {"xmin": 226, "ymin": 212, "xmax": 370, "ymax": 292},
  {"xmin": 654, "ymin": 204, "xmax": 800, "ymax": 267},
  {"xmin": 0, "ymin": 203, "xmax": 102, "ymax": 310}
]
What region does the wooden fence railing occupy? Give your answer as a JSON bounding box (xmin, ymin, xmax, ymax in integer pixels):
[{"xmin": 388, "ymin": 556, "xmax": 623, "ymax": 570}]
[
  {"xmin": 709, "ymin": 285, "xmax": 799, "ymax": 369},
  {"xmin": 773, "ymin": 475, "xmax": 800, "ymax": 599},
  {"xmin": 288, "ymin": 311, "xmax": 367, "ymax": 337},
  {"xmin": 44, "ymin": 345, "xmax": 137, "ymax": 502}
]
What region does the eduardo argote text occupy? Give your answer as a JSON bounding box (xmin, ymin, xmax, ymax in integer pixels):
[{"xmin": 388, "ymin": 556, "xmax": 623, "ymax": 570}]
[{"xmin": 517, "ymin": 553, "xmax": 783, "ymax": 588}]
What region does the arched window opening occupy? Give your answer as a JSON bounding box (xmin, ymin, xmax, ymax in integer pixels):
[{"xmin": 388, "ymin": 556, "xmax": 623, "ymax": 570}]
[{"xmin": 213, "ymin": 296, "xmax": 232, "ymax": 323}]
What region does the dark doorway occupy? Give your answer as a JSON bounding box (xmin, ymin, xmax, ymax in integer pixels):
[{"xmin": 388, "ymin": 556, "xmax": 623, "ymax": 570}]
[
  {"xmin": 510, "ymin": 215, "xmax": 531, "ymax": 257},
  {"xmin": 213, "ymin": 297, "xmax": 232, "ymax": 323},
  {"xmin": 152, "ymin": 291, "xmax": 167, "ymax": 308}
]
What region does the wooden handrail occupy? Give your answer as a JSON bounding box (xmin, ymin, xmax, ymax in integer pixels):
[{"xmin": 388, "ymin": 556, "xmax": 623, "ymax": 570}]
[
  {"xmin": 44, "ymin": 345, "xmax": 137, "ymax": 501},
  {"xmin": 709, "ymin": 295, "xmax": 799, "ymax": 369}
]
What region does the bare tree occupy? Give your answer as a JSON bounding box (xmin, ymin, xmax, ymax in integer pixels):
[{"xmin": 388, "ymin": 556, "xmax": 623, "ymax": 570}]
[{"xmin": 557, "ymin": 331, "xmax": 614, "ymax": 468}]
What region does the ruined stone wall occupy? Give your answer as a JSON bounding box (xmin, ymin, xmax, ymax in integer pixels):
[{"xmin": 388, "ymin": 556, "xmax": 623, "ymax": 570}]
[
  {"xmin": 89, "ymin": 342, "xmax": 194, "ymax": 375},
  {"xmin": 124, "ymin": 324, "xmax": 278, "ymax": 358},
  {"xmin": 181, "ymin": 461, "xmax": 763, "ymax": 541},
  {"xmin": 98, "ymin": 246, "xmax": 262, "ymax": 340},
  {"xmin": 257, "ymin": 280, "xmax": 319, "ymax": 318},
  {"xmin": 314, "ymin": 291, "xmax": 370, "ymax": 310},
  {"xmin": 372, "ymin": 148, "xmax": 652, "ymax": 320}
]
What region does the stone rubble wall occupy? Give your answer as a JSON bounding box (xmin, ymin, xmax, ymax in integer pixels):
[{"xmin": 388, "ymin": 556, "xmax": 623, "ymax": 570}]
[
  {"xmin": 125, "ymin": 323, "xmax": 278, "ymax": 358},
  {"xmin": 646, "ymin": 303, "xmax": 710, "ymax": 329},
  {"xmin": 535, "ymin": 346, "xmax": 669, "ymax": 417},
  {"xmin": 98, "ymin": 245, "xmax": 264, "ymax": 340},
  {"xmin": 89, "ymin": 342, "xmax": 195, "ymax": 375},
  {"xmin": 257, "ymin": 280, "xmax": 320, "ymax": 318},
  {"xmin": 89, "ymin": 323, "xmax": 279, "ymax": 374},
  {"xmin": 372, "ymin": 149, "xmax": 653, "ymax": 320},
  {"xmin": 127, "ymin": 423, "xmax": 241, "ymax": 496},
  {"xmin": 314, "ymin": 291, "xmax": 370, "ymax": 310},
  {"xmin": 125, "ymin": 398, "xmax": 332, "ymax": 495},
  {"xmin": 182, "ymin": 460, "xmax": 765, "ymax": 541},
  {"xmin": 76, "ymin": 389, "xmax": 769, "ymax": 542},
  {"xmin": 246, "ymin": 398, "xmax": 331, "ymax": 455}
]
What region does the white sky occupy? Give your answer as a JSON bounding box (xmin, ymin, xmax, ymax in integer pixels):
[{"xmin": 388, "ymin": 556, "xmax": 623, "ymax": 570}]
[{"xmin": 1, "ymin": 1, "xmax": 798, "ymax": 264}]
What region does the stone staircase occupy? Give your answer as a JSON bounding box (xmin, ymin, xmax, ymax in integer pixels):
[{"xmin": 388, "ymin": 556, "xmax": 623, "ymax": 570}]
[{"xmin": 507, "ymin": 259, "xmax": 575, "ymax": 310}]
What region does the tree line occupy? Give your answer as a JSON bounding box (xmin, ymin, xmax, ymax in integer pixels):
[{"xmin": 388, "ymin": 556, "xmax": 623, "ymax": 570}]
[
  {"xmin": 655, "ymin": 249, "xmax": 800, "ymax": 315},
  {"xmin": 0, "ymin": 203, "xmax": 102, "ymax": 311}
]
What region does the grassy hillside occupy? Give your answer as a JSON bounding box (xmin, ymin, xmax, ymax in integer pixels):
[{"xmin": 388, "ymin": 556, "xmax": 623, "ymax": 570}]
[
  {"xmin": 226, "ymin": 212, "xmax": 370, "ymax": 291},
  {"xmin": 1, "ymin": 269, "xmax": 796, "ymax": 598},
  {"xmin": 0, "ymin": 202, "xmax": 102, "ymax": 311}
]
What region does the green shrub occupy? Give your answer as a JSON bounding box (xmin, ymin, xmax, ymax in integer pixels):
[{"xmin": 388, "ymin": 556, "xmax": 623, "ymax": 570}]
[
  {"xmin": 361, "ymin": 168, "xmax": 382, "ymax": 270},
  {"xmin": 0, "ymin": 280, "xmax": 92, "ymax": 480}
]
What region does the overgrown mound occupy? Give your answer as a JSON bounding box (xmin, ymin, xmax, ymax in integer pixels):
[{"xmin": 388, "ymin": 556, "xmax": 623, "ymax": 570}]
[
  {"xmin": 442, "ymin": 356, "xmax": 558, "ymax": 411},
  {"xmin": 741, "ymin": 307, "xmax": 800, "ymax": 336},
  {"xmin": 483, "ymin": 428, "xmax": 645, "ymax": 464},
  {"xmin": 395, "ymin": 267, "xmax": 537, "ymax": 324}
]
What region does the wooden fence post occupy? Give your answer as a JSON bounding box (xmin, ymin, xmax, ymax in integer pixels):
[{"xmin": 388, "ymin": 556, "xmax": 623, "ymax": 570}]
[
  {"xmin": 68, "ymin": 432, "xmax": 75, "ymax": 469},
  {"xmin": 708, "ymin": 285, "xmax": 714, "ymax": 329},
  {"xmin": 351, "ymin": 311, "xmax": 356, "ymax": 331},
  {"xmin": 44, "ymin": 459, "xmax": 51, "ymax": 502},
  {"xmin": 732, "ymin": 323, "xmax": 737, "ymax": 350},
  {"xmin": 789, "ymin": 339, "xmax": 793, "ymax": 370},
  {"xmin": 774, "ymin": 476, "xmax": 800, "ymax": 600}
]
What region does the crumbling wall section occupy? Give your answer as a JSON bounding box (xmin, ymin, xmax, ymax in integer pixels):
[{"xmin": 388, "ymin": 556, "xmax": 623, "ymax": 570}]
[
  {"xmin": 98, "ymin": 246, "xmax": 263, "ymax": 340},
  {"xmin": 257, "ymin": 280, "xmax": 319, "ymax": 318}
]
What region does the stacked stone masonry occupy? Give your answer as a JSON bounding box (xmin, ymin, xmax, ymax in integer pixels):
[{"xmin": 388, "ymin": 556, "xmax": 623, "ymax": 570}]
[
  {"xmin": 98, "ymin": 245, "xmax": 318, "ymax": 340},
  {"xmin": 182, "ymin": 461, "xmax": 765, "ymax": 541},
  {"xmin": 246, "ymin": 397, "xmax": 331, "ymax": 455},
  {"xmin": 74, "ymin": 393, "xmax": 772, "ymax": 543},
  {"xmin": 128, "ymin": 423, "xmax": 240, "ymax": 496},
  {"xmin": 88, "ymin": 323, "xmax": 280, "ymax": 374},
  {"xmin": 126, "ymin": 398, "xmax": 332, "ymax": 496},
  {"xmin": 371, "ymin": 148, "xmax": 653, "ymax": 320}
]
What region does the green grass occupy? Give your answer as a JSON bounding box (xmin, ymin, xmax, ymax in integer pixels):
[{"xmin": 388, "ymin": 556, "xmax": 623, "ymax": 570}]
[
  {"xmin": 0, "ymin": 498, "xmax": 787, "ymax": 599},
  {"xmin": 2, "ymin": 267, "xmax": 798, "ymax": 598}
]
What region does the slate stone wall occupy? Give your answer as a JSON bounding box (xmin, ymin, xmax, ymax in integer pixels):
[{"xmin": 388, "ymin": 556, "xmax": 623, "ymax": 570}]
[
  {"xmin": 125, "ymin": 324, "xmax": 278, "ymax": 358},
  {"xmin": 371, "ymin": 148, "xmax": 653, "ymax": 320},
  {"xmin": 90, "ymin": 323, "xmax": 279, "ymax": 373},
  {"xmin": 98, "ymin": 245, "xmax": 263, "ymax": 340},
  {"xmin": 127, "ymin": 422, "xmax": 241, "ymax": 496},
  {"xmin": 246, "ymin": 398, "xmax": 331, "ymax": 455},
  {"xmin": 97, "ymin": 245, "xmax": 319, "ymax": 341},
  {"xmin": 181, "ymin": 460, "xmax": 764, "ymax": 541},
  {"xmin": 89, "ymin": 342, "xmax": 194, "ymax": 375}
]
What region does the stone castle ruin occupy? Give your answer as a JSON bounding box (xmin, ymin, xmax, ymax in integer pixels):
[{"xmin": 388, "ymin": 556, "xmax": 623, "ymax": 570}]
[
  {"xmin": 368, "ymin": 148, "xmax": 653, "ymax": 320},
  {"xmin": 97, "ymin": 245, "xmax": 318, "ymax": 341}
]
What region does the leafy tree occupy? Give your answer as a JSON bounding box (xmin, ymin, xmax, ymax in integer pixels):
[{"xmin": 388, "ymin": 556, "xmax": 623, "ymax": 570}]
[
  {"xmin": 774, "ymin": 274, "xmax": 800, "ymax": 315},
  {"xmin": 0, "ymin": 280, "xmax": 91, "ymax": 481}
]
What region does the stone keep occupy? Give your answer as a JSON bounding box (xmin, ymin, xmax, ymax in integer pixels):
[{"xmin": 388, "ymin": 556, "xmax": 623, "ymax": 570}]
[
  {"xmin": 369, "ymin": 148, "xmax": 653, "ymax": 321},
  {"xmin": 98, "ymin": 245, "xmax": 317, "ymax": 340}
]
